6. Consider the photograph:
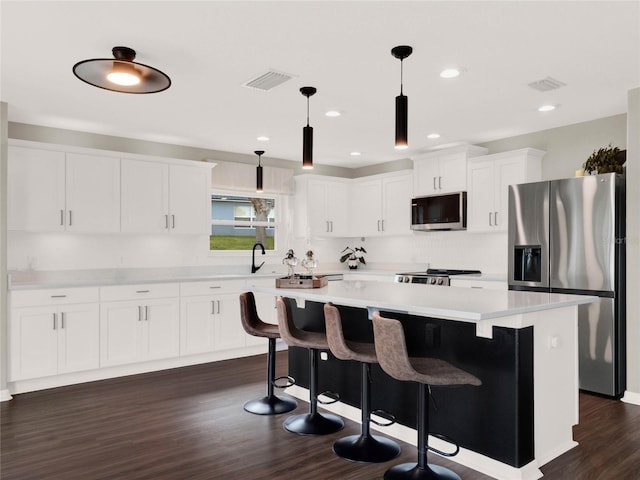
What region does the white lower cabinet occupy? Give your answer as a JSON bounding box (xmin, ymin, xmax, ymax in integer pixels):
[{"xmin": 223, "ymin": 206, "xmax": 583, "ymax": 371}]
[
  {"xmin": 100, "ymin": 284, "xmax": 180, "ymax": 367},
  {"xmin": 179, "ymin": 280, "xmax": 248, "ymax": 355},
  {"xmin": 9, "ymin": 302, "xmax": 99, "ymax": 381}
]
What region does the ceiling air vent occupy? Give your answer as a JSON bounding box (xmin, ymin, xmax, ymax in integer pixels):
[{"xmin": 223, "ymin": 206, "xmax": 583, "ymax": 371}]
[
  {"xmin": 242, "ymin": 70, "xmax": 295, "ymax": 91},
  {"xmin": 528, "ymin": 76, "xmax": 567, "ymax": 92}
]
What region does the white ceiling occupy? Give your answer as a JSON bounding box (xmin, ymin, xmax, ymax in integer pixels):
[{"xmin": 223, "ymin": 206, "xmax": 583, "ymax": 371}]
[{"xmin": 1, "ymin": 1, "xmax": 639, "ymax": 168}]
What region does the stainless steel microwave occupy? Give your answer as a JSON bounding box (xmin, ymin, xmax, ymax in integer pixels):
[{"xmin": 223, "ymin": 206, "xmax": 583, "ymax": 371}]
[{"xmin": 411, "ymin": 191, "xmax": 467, "ymax": 231}]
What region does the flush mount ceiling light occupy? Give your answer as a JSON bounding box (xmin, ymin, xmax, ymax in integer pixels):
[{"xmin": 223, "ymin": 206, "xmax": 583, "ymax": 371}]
[
  {"xmin": 538, "ymin": 104, "xmax": 557, "ymax": 112},
  {"xmin": 255, "ymin": 150, "xmax": 264, "ymax": 192},
  {"xmin": 391, "ymin": 45, "xmax": 413, "ymax": 150},
  {"xmin": 440, "ymin": 68, "xmax": 461, "ymax": 79},
  {"xmin": 72, "ymin": 46, "xmax": 171, "ymax": 94},
  {"xmin": 427, "ymin": 133, "xmax": 441, "ymax": 139},
  {"xmin": 325, "ymin": 110, "xmax": 341, "ymax": 117},
  {"xmin": 300, "ymin": 86, "xmax": 317, "ymax": 169}
]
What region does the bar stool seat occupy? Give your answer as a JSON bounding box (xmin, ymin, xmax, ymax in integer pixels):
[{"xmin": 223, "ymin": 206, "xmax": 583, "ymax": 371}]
[
  {"xmin": 324, "ymin": 303, "xmax": 401, "ymax": 463},
  {"xmin": 372, "ymin": 312, "xmax": 481, "ymax": 480},
  {"xmin": 239, "ymin": 292, "xmax": 297, "ymax": 415},
  {"xmin": 276, "ymin": 296, "xmax": 344, "ymax": 435}
]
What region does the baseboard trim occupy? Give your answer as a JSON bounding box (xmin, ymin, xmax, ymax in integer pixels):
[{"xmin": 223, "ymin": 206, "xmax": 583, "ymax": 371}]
[
  {"xmin": 621, "ymin": 390, "xmax": 640, "ymax": 405},
  {"xmin": 0, "ymin": 389, "xmax": 13, "ymax": 402}
]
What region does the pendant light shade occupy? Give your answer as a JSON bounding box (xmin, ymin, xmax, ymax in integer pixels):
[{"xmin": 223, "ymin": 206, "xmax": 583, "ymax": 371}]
[
  {"xmin": 391, "ymin": 45, "xmax": 412, "ymax": 149},
  {"xmin": 300, "ymin": 86, "xmax": 317, "ymax": 169},
  {"xmin": 72, "ymin": 46, "xmax": 171, "ymax": 94},
  {"xmin": 255, "ymin": 150, "xmax": 264, "ymax": 192}
]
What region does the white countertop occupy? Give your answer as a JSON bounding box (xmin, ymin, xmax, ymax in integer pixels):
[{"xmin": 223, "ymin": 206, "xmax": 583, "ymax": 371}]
[{"xmin": 248, "ymin": 279, "xmax": 598, "ymax": 324}]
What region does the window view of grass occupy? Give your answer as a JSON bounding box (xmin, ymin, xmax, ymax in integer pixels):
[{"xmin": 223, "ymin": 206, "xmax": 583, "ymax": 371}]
[{"xmin": 210, "ymin": 235, "xmax": 275, "ymax": 250}]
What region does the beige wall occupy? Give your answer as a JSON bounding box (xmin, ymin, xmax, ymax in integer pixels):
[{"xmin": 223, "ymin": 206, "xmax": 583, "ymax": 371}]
[
  {"xmin": 1, "ymin": 102, "xmax": 9, "ymax": 398},
  {"xmin": 625, "ymin": 88, "xmax": 639, "ymax": 399},
  {"xmin": 479, "ymin": 114, "xmax": 627, "ymax": 181},
  {"xmin": 8, "ymin": 122, "xmax": 354, "ymax": 179}
]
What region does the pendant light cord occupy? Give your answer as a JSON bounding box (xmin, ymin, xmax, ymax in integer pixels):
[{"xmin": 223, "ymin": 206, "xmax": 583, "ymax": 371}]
[
  {"xmin": 306, "ymin": 95, "xmax": 310, "ymax": 127},
  {"xmin": 400, "ymin": 59, "xmax": 404, "ymax": 95}
]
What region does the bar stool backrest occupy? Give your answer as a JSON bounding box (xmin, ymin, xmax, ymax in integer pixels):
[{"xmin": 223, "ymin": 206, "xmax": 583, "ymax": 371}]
[
  {"xmin": 323, "ymin": 303, "xmax": 355, "ymax": 361},
  {"xmin": 372, "ymin": 312, "xmax": 416, "ymax": 383}
]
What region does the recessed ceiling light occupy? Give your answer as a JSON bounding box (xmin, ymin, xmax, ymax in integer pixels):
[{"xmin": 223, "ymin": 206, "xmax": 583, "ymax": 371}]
[
  {"xmin": 350, "ymin": 151, "xmax": 361, "ymax": 156},
  {"xmin": 538, "ymin": 104, "xmax": 556, "ymax": 112},
  {"xmin": 325, "ymin": 110, "xmax": 341, "ymax": 117},
  {"xmin": 256, "ymin": 136, "xmax": 269, "ymax": 141},
  {"xmin": 440, "ymin": 68, "xmax": 461, "ymax": 79},
  {"xmin": 427, "ymin": 133, "xmax": 441, "ymax": 139}
]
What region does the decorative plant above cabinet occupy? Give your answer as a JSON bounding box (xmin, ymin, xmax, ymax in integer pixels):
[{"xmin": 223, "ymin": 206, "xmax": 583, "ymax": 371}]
[{"xmin": 583, "ymin": 144, "xmax": 626, "ymax": 174}]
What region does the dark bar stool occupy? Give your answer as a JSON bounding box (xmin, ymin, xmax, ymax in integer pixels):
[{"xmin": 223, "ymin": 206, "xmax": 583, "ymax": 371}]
[
  {"xmin": 276, "ymin": 296, "xmax": 344, "ymax": 435},
  {"xmin": 372, "ymin": 312, "xmax": 482, "ymax": 480},
  {"xmin": 324, "ymin": 303, "xmax": 401, "ymax": 463},
  {"xmin": 239, "ymin": 292, "xmax": 297, "ymax": 415}
]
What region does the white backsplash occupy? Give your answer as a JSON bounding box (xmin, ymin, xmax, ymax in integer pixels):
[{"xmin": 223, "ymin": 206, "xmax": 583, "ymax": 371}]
[{"xmin": 8, "ymin": 229, "xmax": 507, "ymax": 276}]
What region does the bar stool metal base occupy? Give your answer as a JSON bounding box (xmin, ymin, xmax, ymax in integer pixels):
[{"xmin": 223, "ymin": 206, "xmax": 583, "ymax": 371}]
[
  {"xmin": 283, "ymin": 411, "xmax": 344, "ymax": 436},
  {"xmin": 333, "ymin": 433, "xmax": 401, "ymax": 463},
  {"xmin": 243, "ymin": 395, "xmax": 297, "ymax": 415},
  {"xmin": 383, "ymin": 463, "xmax": 461, "ymax": 480}
]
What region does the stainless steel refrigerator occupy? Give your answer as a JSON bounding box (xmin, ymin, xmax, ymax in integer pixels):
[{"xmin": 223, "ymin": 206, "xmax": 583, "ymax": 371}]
[{"xmin": 508, "ymin": 173, "xmax": 626, "ymax": 397}]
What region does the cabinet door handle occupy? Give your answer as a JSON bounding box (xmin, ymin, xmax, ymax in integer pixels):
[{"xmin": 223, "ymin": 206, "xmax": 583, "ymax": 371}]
[
  {"xmin": 68, "ymin": 210, "xmax": 73, "ymax": 226},
  {"xmin": 138, "ymin": 306, "xmax": 144, "ymax": 321},
  {"xmin": 171, "ymin": 214, "xmax": 175, "ymax": 229},
  {"xmin": 53, "ymin": 313, "xmax": 57, "ymax": 330},
  {"xmin": 433, "ymin": 177, "xmax": 437, "ymax": 191},
  {"xmin": 494, "ymin": 211, "xmax": 498, "ymax": 226},
  {"xmin": 217, "ymin": 300, "xmax": 221, "ymax": 314},
  {"xmin": 61, "ymin": 312, "xmax": 66, "ymax": 329},
  {"xmin": 145, "ymin": 306, "xmax": 150, "ymax": 321},
  {"xmin": 326, "ymin": 221, "xmax": 329, "ymax": 232},
  {"xmin": 489, "ymin": 212, "xmax": 493, "ymax": 226},
  {"xmin": 438, "ymin": 176, "xmax": 442, "ymax": 190},
  {"xmin": 165, "ymin": 214, "xmax": 169, "ymax": 229},
  {"xmin": 211, "ymin": 300, "xmax": 216, "ymax": 315},
  {"xmin": 377, "ymin": 219, "xmax": 380, "ymax": 231},
  {"xmin": 60, "ymin": 210, "xmax": 65, "ymax": 226},
  {"xmin": 381, "ymin": 219, "xmax": 385, "ymax": 231}
]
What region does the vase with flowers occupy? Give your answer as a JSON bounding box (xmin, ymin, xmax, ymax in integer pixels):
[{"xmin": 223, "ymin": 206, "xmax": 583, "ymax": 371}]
[{"xmin": 340, "ymin": 246, "xmax": 367, "ymax": 270}]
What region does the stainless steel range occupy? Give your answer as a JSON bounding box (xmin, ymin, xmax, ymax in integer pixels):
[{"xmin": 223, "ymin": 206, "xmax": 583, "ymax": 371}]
[{"xmin": 394, "ymin": 269, "xmax": 481, "ymax": 286}]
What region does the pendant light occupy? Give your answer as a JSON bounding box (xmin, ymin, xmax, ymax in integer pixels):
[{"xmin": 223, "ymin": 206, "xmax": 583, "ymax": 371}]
[
  {"xmin": 391, "ymin": 45, "xmax": 413, "ymax": 149},
  {"xmin": 255, "ymin": 150, "xmax": 264, "ymax": 192},
  {"xmin": 73, "ymin": 46, "xmax": 171, "ymax": 94},
  {"xmin": 300, "ymin": 86, "xmax": 317, "ymax": 169}
]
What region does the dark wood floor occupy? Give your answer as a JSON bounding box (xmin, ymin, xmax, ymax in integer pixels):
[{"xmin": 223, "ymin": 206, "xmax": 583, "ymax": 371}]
[{"xmin": 1, "ymin": 352, "xmax": 639, "ymax": 480}]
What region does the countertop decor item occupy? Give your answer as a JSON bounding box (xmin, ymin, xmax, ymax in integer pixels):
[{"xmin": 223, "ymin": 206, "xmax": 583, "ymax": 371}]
[
  {"xmin": 583, "ymin": 144, "xmax": 626, "ymax": 174},
  {"xmin": 340, "ymin": 246, "xmax": 367, "ymax": 269},
  {"xmin": 282, "ymin": 249, "xmax": 298, "ymax": 278},
  {"xmin": 72, "ymin": 46, "xmax": 171, "ymax": 94}
]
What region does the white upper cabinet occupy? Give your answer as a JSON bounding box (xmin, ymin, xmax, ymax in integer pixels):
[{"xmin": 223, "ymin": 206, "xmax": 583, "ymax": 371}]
[
  {"xmin": 413, "ymin": 145, "xmax": 488, "ymax": 196},
  {"xmin": 294, "ymin": 175, "xmax": 350, "ymax": 237},
  {"xmin": 8, "ymin": 146, "xmax": 120, "ymax": 232},
  {"xmin": 350, "ymin": 171, "xmax": 413, "ymax": 237},
  {"xmin": 467, "ymin": 148, "xmax": 544, "ymax": 232},
  {"xmin": 121, "ymin": 159, "xmax": 210, "ymax": 234}
]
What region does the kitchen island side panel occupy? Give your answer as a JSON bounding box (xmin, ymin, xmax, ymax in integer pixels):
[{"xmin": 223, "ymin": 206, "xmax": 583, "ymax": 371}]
[{"xmin": 287, "ymin": 300, "xmax": 534, "ymax": 468}]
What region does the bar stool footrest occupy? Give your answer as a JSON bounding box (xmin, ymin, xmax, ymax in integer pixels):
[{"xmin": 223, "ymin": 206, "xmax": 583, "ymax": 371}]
[
  {"xmin": 272, "ymin": 375, "xmax": 296, "ymax": 389},
  {"xmin": 317, "ymin": 390, "xmax": 340, "ymax": 405},
  {"xmin": 370, "ymin": 409, "xmax": 397, "ymax": 427},
  {"xmin": 428, "ymin": 433, "xmax": 460, "ymax": 457}
]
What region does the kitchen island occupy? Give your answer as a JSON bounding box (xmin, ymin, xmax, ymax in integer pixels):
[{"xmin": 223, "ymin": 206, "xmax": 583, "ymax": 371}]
[{"xmin": 248, "ymin": 280, "xmax": 598, "ymax": 480}]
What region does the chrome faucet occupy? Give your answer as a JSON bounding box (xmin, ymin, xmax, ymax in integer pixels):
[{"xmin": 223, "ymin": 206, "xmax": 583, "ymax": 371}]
[{"xmin": 251, "ymin": 242, "xmax": 266, "ymax": 274}]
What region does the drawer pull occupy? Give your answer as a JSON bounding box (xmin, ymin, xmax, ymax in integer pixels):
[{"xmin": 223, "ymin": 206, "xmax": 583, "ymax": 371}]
[
  {"xmin": 209, "ymin": 286, "xmax": 222, "ymax": 289},
  {"xmin": 136, "ymin": 290, "xmax": 150, "ymax": 294},
  {"xmin": 51, "ymin": 295, "xmax": 67, "ymax": 298}
]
